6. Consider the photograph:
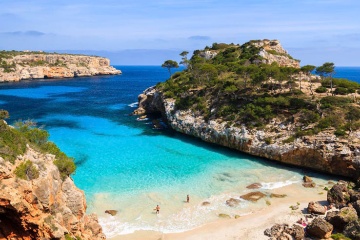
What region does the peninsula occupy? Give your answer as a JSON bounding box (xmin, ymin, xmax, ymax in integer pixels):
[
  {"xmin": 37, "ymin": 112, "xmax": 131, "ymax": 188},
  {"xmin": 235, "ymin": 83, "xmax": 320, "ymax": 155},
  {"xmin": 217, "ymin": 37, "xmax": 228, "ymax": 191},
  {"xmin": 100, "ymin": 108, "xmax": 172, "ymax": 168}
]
[
  {"xmin": 135, "ymin": 39, "xmax": 360, "ymax": 180},
  {"xmin": 0, "ymin": 51, "xmax": 121, "ymax": 82}
]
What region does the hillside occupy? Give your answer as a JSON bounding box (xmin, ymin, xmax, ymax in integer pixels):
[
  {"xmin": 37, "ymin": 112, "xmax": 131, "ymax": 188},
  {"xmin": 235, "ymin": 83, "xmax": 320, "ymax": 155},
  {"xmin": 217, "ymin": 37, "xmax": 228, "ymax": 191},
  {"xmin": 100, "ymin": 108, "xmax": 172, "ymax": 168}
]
[
  {"xmin": 0, "ymin": 112, "xmax": 105, "ymax": 239},
  {"xmin": 135, "ymin": 39, "xmax": 360, "ymax": 179},
  {"xmin": 0, "ymin": 50, "xmax": 121, "ymax": 82}
]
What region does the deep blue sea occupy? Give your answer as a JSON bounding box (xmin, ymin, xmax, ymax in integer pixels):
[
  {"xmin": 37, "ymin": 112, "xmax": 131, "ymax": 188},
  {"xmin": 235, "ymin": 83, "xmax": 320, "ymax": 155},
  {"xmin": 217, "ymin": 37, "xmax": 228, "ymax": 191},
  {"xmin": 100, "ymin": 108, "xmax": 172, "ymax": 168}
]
[{"xmin": 0, "ymin": 66, "xmax": 358, "ymax": 236}]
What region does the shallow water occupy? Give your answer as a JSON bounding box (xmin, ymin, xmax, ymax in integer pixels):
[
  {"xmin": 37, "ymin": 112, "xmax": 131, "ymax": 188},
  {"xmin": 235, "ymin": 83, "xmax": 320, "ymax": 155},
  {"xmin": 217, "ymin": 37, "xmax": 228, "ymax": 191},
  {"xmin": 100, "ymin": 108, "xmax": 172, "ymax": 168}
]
[{"xmin": 0, "ymin": 66, "xmax": 357, "ymax": 236}]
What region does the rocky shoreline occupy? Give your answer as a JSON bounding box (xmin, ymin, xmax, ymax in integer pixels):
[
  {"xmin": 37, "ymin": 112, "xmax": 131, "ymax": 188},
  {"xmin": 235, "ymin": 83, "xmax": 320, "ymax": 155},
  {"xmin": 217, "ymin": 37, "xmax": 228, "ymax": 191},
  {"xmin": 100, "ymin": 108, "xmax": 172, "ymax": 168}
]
[
  {"xmin": 0, "ymin": 146, "xmax": 105, "ymax": 239},
  {"xmin": 134, "ymin": 86, "xmax": 360, "ymax": 180},
  {"xmin": 0, "ymin": 53, "xmax": 121, "ymax": 82}
]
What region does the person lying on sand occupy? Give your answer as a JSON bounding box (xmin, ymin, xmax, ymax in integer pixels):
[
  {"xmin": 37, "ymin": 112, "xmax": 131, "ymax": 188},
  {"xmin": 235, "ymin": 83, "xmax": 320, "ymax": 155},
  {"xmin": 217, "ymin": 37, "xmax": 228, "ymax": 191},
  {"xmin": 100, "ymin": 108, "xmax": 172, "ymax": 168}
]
[{"xmin": 296, "ymin": 218, "xmax": 307, "ymax": 227}]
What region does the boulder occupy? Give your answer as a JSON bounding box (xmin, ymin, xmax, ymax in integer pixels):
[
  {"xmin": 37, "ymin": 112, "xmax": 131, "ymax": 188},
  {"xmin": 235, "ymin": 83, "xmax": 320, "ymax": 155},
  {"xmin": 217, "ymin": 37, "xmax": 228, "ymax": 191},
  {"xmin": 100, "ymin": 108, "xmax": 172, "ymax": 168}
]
[
  {"xmin": 264, "ymin": 224, "xmax": 304, "ymax": 240},
  {"xmin": 105, "ymin": 210, "xmax": 118, "ymax": 216},
  {"xmin": 303, "ymin": 175, "xmax": 313, "ymax": 183},
  {"xmin": 240, "ymin": 191, "xmax": 266, "ymax": 202},
  {"xmin": 225, "ymin": 198, "xmax": 241, "ymax": 207},
  {"xmin": 302, "ymin": 175, "xmax": 316, "ymax": 188},
  {"xmin": 246, "ymin": 183, "xmax": 262, "ymax": 189},
  {"xmin": 344, "ymin": 219, "xmax": 360, "ymax": 240},
  {"xmin": 327, "ymin": 182, "xmax": 350, "ymax": 206},
  {"xmin": 307, "ymin": 201, "xmax": 326, "ymax": 215},
  {"xmin": 306, "ymin": 217, "xmax": 333, "ymax": 239},
  {"xmin": 325, "ymin": 207, "xmax": 358, "ymax": 231}
]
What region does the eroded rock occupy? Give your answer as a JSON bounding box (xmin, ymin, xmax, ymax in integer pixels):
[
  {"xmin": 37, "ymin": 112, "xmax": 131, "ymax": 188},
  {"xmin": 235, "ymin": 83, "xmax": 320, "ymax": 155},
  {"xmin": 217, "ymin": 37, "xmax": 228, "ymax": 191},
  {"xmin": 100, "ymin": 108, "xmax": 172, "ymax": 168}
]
[
  {"xmin": 306, "ymin": 217, "xmax": 333, "ymax": 239},
  {"xmin": 240, "ymin": 192, "xmax": 266, "ymax": 202},
  {"xmin": 307, "ymin": 201, "xmax": 326, "ymax": 215}
]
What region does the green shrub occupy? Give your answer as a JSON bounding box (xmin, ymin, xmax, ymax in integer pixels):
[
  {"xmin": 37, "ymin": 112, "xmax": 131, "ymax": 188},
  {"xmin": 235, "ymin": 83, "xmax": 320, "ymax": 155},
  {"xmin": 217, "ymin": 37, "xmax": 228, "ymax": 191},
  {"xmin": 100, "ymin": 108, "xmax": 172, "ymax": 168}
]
[
  {"xmin": 334, "ymin": 87, "xmax": 349, "ymax": 95},
  {"xmin": 264, "ymin": 137, "xmax": 272, "ymax": 145},
  {"xmin": 315, "ymin": 86, "xmax": 327, "ymax": 93},
  {"xmin": 0, "ymin": 121, "xmax": 27, "ymax": 163},
  {"xmin": 54, "ymin": 158, "xmax": 76, "ymax": 180},
  {"xmin": 331, "ymin": 233, "xmax": 351, "ymax": 240},
  {"xmin": 14, "ymin": 160, "xmax": 39, "ymax": 180},
  {"xmin": 299, "ymin": 110, "xmax": 320, "ymax": 124},
  {"xmin": 320, "ymin": 96, "xmax": 352, "ymax": 108},
  {"xmin": 283, "ymin": 136, "xmax": 295, "ymax": 143},
  {"xmin": 334, "ymin": 128, "xmax": 346, "ymax": 137}
]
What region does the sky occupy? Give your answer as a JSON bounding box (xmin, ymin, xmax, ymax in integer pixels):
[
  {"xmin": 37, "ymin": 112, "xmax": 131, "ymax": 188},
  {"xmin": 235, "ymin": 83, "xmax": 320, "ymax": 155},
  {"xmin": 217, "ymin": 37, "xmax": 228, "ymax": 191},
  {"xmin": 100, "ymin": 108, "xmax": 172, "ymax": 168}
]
[{"xmin": 0, "ymin": 0, "xmax": 360, "ymax": 66}]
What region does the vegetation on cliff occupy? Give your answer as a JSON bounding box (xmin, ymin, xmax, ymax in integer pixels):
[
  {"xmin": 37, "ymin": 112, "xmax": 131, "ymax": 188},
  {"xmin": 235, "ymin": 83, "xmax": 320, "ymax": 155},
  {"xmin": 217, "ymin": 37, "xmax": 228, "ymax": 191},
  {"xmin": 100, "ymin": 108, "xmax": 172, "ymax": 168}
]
[
  {"xmin": 158, "ymin": 40, "xmax": 360, "ymax": 139},
  {"xmin": 0, "ymin": 110, "xmax": 75, "ymax": 179}
]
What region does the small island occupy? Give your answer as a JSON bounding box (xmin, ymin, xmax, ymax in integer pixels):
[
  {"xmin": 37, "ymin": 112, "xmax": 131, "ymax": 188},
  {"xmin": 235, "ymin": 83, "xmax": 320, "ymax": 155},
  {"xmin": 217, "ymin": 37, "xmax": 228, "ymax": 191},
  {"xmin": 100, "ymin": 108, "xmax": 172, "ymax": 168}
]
[{"xmin": 0, "ymin": 51, "xmax": 121, "ymax": 82}]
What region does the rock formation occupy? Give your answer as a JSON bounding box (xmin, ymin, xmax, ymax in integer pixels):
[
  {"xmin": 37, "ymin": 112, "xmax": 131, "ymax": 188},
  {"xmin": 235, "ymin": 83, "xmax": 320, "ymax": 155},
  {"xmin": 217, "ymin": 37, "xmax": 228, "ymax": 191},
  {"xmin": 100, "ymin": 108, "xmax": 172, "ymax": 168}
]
[
  {"xmin": 253, "ymin": 39, "xmax": 300, "ymax": 68},
  {"xmin": 134, "ymin": 86, "xmax": 360, "ymax": 179},
  {"xmin": 0, "ymin": 52, "xmax": 121, "ymax": 82},
  {"xmin": 0, "ymin": 147, "xmax": 105, "ymax": 239}
]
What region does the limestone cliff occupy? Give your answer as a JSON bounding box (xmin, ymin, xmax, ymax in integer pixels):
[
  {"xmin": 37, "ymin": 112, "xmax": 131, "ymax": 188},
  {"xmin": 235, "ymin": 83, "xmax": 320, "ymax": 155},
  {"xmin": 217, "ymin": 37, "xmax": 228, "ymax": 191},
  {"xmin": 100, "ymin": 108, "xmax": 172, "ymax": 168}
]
[
  {"xmin": 0, "ymin": 147, "xmax": 105, "ymax": 240},
  {"xmin": 135, "ymin": 88, "xmax": 360, "ymax": 179},
  {"xmin": 0, "ymin": 52, "xmax": 121, "ymax": 82},
  {"xmin": 134, "ymin": 39, "xmax": 360, "ymax": 180}
]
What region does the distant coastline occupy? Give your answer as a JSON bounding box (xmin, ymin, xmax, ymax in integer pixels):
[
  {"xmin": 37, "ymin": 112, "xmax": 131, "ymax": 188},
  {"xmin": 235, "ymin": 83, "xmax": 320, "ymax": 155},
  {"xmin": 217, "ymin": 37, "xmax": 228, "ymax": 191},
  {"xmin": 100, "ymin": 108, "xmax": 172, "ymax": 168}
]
[{"xmin": 0, "ymin": 51, "xmax": 121, "ymax": 82}]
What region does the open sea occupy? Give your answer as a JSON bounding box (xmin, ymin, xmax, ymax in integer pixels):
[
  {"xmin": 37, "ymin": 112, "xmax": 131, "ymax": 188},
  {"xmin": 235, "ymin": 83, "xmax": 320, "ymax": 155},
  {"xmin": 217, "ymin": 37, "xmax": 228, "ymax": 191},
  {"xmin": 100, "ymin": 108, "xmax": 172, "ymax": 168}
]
[{"xmin": 0, "ymin": 66, "xmax": 359, "ymax": 237}]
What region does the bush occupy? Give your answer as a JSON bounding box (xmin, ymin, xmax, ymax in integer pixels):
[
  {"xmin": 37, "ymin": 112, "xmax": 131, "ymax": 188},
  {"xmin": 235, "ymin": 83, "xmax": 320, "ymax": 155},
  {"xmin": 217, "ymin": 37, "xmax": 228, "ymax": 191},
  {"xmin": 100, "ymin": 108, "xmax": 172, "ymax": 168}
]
[
  {"xmin": 315, "ymin": 86, "xmax": 327, "ymax": 93},
  {"xmin": 283, "ymin": 136, "xmax": 295, "ymax": 143},
  {"xmin": 54, "ymin": 158, "xmax": 76, "ymax": 180},
  {"xmin": 320, "ymin": 96, "xmax": 352, "ymax": 108},
  {"xmin": 334, "ymin": 128, "xmax": 346, "ymax": 137},
  {"xmin": 299, "ymin": 110, "xmax": 320, "ymax": 124},
  {"xmin": 334, "ymin": 87, "xmax": 349, "ymax": 95},
  {"xmin": 14, "ymin": 160, "xmax": 39, "ymax": 180}
]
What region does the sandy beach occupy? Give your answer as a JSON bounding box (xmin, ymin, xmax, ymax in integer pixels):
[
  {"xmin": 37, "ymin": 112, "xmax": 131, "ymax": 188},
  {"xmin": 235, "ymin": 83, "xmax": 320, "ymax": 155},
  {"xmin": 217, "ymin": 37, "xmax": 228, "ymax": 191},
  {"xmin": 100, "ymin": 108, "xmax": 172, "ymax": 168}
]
[{"xmin": 111, "ymin": 179, "xmax": 334, "ymax": 240}]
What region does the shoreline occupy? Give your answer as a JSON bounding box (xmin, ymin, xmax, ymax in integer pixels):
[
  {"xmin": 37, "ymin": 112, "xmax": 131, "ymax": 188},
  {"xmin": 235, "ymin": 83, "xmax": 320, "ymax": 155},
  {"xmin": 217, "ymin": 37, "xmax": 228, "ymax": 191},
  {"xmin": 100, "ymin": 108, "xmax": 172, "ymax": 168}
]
[{"xmin": 108, "ymin": 180, "xmax": 333, "ymax": 240}]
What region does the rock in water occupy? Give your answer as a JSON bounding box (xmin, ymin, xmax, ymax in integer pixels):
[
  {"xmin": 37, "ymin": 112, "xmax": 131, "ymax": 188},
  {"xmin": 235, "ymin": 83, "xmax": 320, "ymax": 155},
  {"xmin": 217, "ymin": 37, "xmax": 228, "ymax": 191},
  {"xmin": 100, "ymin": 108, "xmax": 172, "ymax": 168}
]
[
  {"xmin": 240, "ymin": 191, "xmax": 266, "ymax": 202},
  {"xmin": 246, "ymin": 183, "xmax": 262, "ymax": 189},
  {"xmin": 225, "ymin": 198, "xmax": 241, "ymax": 207},
  {"xmin": 105, "ymin": 210, "xmax": 118, "ymax": 216},
  {"xmin": 343, "ymin": 219, "xmax": 360, "ymax": 240}
]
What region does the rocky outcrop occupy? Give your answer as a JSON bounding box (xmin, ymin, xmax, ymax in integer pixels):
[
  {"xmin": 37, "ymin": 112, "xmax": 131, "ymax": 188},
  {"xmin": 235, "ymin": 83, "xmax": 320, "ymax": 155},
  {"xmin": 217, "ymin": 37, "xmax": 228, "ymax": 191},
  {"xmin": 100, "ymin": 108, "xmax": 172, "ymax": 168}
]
[
  {"xmin": 252, "ymin": 39, "xmax": 300, "ymax": 68},
  {"xmin": 0, "ymin": 53, "xmax": 121, "ymax": 82},
  {"xmin": 134, "ymin": 88, "xmax": 360, "ymax": 180},
  {"xmin": 0, "ymin": 147, "xmax": 105, "ymax": 240},
  {"xmin": 306, "ymin": 217, "xmax": 333, "ymax": 239},
  {"xmin": 308, "ymin": 201, "xmax": 326, "ymax": 215},
  {"xmin": 325, "ymin": 207, "xmax": 358, "ymax": 231},
  {"xmin": 264, "ymin": 224, "xmax": 304, "ymax": 240}
]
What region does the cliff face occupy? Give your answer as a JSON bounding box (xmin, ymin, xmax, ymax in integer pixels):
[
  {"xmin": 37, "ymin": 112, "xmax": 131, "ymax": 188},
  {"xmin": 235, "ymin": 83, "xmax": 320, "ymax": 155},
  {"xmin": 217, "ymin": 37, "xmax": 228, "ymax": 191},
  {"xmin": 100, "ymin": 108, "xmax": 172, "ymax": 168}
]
[
  {"xmin": 254, "ymin": 39, "xmax": 300, "ymax": 68},
  {"xmin": 0, "ymin": 147, "xmax": 105, "ymax": 240},
  {"xmin": 135, "ymin": 87, "xmax": 360, "ymax": 180},
  {"xmin": 0, "ymin": 53, "xmax": 121, "ymax": 82}
]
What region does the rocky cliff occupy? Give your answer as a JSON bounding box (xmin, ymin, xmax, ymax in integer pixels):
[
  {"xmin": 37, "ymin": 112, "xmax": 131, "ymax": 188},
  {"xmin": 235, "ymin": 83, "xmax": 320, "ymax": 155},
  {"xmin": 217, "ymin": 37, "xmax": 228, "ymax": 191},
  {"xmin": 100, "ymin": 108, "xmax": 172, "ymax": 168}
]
[
  {"xmin": 135, "ymin": 88, "xmax": 360, "ymax": 179},
  {"xmin": 134, "ymin": 39, "xmax": 360, "ymax": 180},
  {"xmin": 0, "ymin": 52, "xmax": 121, "ymax": 82},
  {"xmin": 0, "ymin": 147, "xmax": 105, "ymax": 240}
]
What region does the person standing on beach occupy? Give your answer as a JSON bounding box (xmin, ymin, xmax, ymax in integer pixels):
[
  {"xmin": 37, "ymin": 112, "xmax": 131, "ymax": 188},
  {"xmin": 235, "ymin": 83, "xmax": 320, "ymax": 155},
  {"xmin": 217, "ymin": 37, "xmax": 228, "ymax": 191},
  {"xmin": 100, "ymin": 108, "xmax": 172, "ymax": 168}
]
[
  {"xmin": 154, "ymin": 205, "xmax": 160, "ymax": 214},
  {"xmin": 187, "ymin": 194, "xmax": 189, "ymax": 203}
]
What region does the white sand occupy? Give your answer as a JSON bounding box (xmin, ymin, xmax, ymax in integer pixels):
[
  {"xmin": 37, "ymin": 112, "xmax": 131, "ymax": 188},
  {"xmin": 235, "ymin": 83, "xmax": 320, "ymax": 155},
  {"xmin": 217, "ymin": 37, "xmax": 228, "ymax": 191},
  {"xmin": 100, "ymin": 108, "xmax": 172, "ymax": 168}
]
[{"xmin": 110, "ymin": 181, "xmax": 332, "ymax": 240}]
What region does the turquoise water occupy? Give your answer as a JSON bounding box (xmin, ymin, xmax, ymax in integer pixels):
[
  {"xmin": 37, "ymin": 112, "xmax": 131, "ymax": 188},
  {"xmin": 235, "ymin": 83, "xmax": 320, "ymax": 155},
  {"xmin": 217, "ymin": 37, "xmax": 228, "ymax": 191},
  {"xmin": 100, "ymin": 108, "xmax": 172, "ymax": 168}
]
[{"xmin": 0, "ymin": 66, "xmax": 358, "ymax": 236}]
